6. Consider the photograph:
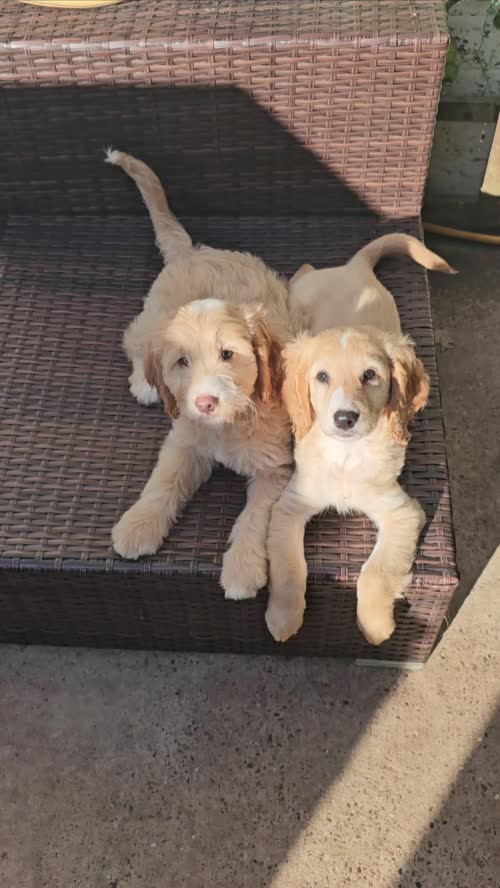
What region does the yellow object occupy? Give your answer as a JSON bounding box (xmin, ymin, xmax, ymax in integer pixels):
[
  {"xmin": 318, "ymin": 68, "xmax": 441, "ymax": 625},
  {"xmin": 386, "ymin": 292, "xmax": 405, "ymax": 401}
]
[
  {"xmin": 481, "ymin": 117, "xmax": 500, "ymax": 197},
  {"xmin": 18, "ymin": 1, "xmax": 123, "ymax": 8},
  {"xmin": 424, "ymin": 222, "xmax": 500, "ymax": 246}
]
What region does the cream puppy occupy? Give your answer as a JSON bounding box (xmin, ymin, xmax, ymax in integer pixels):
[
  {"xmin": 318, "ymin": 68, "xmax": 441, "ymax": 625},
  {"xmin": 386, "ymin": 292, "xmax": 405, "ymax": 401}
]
[
  {"xmin": 106, "ymin": 150, "xmax": 293, "ymax": 600},
  {"xmin": 266, "ymin": 234, "xmax": 455, "ymax": 645}
]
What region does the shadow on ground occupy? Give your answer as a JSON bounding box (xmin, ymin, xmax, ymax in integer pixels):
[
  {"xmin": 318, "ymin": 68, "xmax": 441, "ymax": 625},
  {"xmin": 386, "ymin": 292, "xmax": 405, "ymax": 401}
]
[
  {"xmin": 0, "ymin": 647, "xmax": 400, "ymax": 888},
  {"xmin": 427, "ymin": 236, "xmax": 500, "ymax": 616},
  {"xmin": 396, "ymin": 703, "xmax": 500, "ymax": 888}
]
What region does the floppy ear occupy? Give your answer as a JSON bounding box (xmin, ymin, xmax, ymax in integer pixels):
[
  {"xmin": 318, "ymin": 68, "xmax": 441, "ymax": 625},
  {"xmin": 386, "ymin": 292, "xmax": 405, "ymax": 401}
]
[
  {"xmin": 245, "ymin": 306, "xmax": 284, "ymax": 404},
  {"xmin": 385, "ymin": 336, "xmax": 430, "ymax": 445},
  {"xmin": 144, "ymin": 343, "xmax": 179, "ymax": 419},
  {"xmin": 282, "ymin": 336, "xmax": 314, "ymax": 441}
]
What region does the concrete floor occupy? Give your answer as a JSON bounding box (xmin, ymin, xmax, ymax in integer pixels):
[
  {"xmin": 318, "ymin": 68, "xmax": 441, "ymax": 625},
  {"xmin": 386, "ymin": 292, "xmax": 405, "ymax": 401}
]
[{"xmin": 1, "ymin": 237, "xmax": 499, "ymax": 888}]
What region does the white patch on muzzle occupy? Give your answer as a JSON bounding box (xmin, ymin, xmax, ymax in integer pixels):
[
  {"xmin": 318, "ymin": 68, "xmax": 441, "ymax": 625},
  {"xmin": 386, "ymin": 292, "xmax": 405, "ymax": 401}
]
[{"xmin": 329, "ymin": 386, "xmax": 357, "ymax": 414}]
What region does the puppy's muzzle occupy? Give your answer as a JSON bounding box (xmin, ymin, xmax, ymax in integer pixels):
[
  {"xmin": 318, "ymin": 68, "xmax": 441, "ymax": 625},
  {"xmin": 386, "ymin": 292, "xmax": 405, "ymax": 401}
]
[{"xmin": 333, "ymin": 409, "xmax": 359, "ymax": 431}]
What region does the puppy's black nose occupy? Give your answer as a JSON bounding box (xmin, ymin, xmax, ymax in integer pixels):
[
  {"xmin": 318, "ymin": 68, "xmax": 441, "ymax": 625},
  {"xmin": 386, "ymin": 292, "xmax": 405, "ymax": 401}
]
[{"xmin": 334, "ymin": 410, "xmax": 359, "ymax": 431}]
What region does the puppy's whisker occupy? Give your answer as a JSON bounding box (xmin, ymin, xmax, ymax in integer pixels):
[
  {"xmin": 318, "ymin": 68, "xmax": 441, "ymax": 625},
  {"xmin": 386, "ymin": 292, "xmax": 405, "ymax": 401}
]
[
  {"xmin": 235, "ymin": 392, "xmax": 256, "ymax": 414},
  {"xmin": 216, "ymin": 373, "xmax": 259, "ymax": 418},
  {"xmin": 250, "ymin": 399, "xmax": 264, "ymax": 419},
  {"xmin": 230, "ymin": 389, "xmax": 260, "ymax": 420}
]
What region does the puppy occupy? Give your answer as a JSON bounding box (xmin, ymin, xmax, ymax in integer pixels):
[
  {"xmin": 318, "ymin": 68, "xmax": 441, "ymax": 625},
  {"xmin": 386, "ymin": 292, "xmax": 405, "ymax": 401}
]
[
  {"xmin": 107, "ymin": 149, "xmax": 293, "ymax": 600},
  {"xmin": 266, "ymin": 234, "xmax": 455, "ymax": 645},
  {"xmin": 289, "ymin": 233, "xmax": 454, "ymax": 336}
]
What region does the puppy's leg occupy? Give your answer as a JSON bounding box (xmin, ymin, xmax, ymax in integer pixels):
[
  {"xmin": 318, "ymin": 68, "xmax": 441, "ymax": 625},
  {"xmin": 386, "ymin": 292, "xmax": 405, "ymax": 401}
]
[
  {"xmin": 123, "ymin": 308, "xmax": 160, "ymax": 406},
  {"xmin": 221, "ymin": 467, "xmax": 292, "ymax": 601},
  {"xmin": 265, "ymin": 484, "xmax": 316, "ymax": 641},
  {"xmin": 356, "ymin": 485, "xmax": 426, "ymax": 646},
  {"xmin": 112, "ymin": 423, "xmax": 212, "ymax": 559}
]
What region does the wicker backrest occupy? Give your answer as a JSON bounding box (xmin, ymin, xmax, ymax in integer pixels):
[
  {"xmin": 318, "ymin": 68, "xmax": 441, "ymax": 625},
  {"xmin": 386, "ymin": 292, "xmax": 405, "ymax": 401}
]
[{"xmin": 0, "ymin": 0, "xmax": 448, "ymax": 218}]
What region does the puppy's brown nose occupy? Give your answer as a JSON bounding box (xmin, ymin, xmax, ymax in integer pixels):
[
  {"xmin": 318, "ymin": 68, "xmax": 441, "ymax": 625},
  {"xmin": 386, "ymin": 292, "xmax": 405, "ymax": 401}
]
[
  {"xmin": 334, "ymin": 410, "xmax": 359, "ymax": 431},
  {"xmin": 195, "ymin": 394, "xmax": 219, "ymax": 415}
]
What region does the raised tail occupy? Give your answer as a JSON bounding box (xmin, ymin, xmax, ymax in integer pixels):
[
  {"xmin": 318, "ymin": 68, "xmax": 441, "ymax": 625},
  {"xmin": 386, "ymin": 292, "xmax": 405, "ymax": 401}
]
[
  {"xmin": 350, "ymin": 233, "xmax": 457, "ymax": 275},
  {"xmin": 105, "ymin": 148, "xmax": 192, "ymax": 262}
]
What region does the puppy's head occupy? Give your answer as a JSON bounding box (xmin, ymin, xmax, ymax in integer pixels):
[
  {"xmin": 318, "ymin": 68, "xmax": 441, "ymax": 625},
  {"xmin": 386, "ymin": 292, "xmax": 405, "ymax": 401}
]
[
  {"xmin": 146, "ymin": 299, "xmax": 282, "ymax": 425},
  {"xmin": 282, "ymin": 328, "xmax": 429, "ymax": 444}
]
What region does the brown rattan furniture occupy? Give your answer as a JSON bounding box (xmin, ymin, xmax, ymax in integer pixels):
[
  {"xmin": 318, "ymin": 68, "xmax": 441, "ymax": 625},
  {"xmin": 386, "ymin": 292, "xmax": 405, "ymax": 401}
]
[{"xmin": 0, "ymin": 1, "xmax": 458, "ymax": 663}]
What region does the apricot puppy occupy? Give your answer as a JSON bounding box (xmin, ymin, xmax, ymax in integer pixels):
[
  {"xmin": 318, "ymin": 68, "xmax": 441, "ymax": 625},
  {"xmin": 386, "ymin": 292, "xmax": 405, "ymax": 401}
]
[{"xmin": 266, "ymin": 234, "xmax": 455, "ymax": 645}]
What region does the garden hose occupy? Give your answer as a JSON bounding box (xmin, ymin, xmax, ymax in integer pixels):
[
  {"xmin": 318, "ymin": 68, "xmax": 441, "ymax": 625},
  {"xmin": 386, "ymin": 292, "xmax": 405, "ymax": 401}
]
[{"xmin": 424, "ymin": 222, "xmax": 500, "ymax": 246}]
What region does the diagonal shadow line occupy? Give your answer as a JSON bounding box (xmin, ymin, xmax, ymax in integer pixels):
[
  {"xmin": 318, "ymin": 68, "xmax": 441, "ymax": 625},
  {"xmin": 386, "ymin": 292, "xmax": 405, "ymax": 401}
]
[
  {"xmin": 393, "ymin": 702, "xmax": 500, "ymax": 888},
  {"xmin": 0, "ymin": 85, "xmax": 372, "ymax": 218}
]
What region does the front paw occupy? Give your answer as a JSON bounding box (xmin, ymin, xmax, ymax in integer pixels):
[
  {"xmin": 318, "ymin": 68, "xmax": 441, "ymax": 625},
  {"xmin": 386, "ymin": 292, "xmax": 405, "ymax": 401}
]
[
  {"xmin": 356, "ymin": 603, "xmax": 396, "ymax": 647},
  {"xmin": 112, "ymin": 503, "xmax": 166, "ymax": 559},
  {"xmin": 129, "ymin": 378, "xmax": 160, "ymax": 406},
  {"xmin": 356, "ymin": 568, "xmax": 407, "ymax": 646},
  {"xmin": 221, "ymin": 543, "xmax": 267, "ymax": 600},
  {"xmin": 265, "ymin": 601, "xmax": 304, "ymax": 642}
]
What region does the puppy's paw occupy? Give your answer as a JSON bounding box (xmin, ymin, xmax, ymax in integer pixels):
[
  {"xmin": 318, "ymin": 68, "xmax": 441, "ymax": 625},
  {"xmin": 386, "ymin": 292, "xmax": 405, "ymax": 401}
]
[
  {"xmin": 265, "ymin": 601, "xmax": 304, "ymax": 642},
  {"xmin": 112, "ymin": 504, "xmax": 165, "ymax": 560},
  {"xmin": 356, "ymin": 605, "xmax": 396, "ymax": 647},
  {"xmin": 221, "ymin": 544, "xmax": 267, "ymax": 600},
  {"xmin": 130, "ymin": 379, "xmax": 160, "ymax": 406},
  {"xmin": 356, "ymin": 568, "xmax": 403, "ymax": 646}
]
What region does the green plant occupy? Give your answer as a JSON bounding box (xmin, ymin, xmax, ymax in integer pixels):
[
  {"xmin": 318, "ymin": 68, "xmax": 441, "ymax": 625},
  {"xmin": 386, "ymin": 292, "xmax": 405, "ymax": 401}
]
[{"xmin": 444, "ymin": 0, "xmax": 500, "ymax": 90}]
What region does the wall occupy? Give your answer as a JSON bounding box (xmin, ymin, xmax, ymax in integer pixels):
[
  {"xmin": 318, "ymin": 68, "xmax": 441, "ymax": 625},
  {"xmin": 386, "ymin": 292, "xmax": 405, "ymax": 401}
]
[{"xmin": 426, "ymin": 0, "xmax": 500, "ymax": 200}]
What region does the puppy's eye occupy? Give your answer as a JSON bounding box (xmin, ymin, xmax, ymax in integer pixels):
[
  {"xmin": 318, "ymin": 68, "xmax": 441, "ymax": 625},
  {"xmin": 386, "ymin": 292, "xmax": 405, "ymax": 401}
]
[
  {"xmin": 363, "ymin": 368, "xmax": 377, "ymax": 382},
  {"xmin": 316, "ymin": 371, "xmax": 329, "ymax": 383},
  {"xmin": 220, "ymin": 349, "xmax": 234, "ymax": 362},
  {"xmin": 177, "ymin": 356, "xmax": 189, "ymax": 368}
]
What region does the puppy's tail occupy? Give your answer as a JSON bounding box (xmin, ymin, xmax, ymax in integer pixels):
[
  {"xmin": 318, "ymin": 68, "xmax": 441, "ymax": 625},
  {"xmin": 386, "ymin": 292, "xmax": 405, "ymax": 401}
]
[
  {"xmin": 351, "ymin": 233, "xmax": 457, "ymax": 275},
  {"xmin": 105, "ymin": 148, "xmax": 192, "ymax": 262}
]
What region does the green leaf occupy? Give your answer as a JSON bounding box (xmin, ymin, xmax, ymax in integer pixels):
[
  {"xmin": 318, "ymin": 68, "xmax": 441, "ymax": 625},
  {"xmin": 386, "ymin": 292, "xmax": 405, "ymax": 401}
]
[
  {"xmin": 494, "ymin": 12, "xmax": 500, "ymax": 29},
  {"xmin": 444, "ymin": 39, "xmax": 460, "ymax": 83}
]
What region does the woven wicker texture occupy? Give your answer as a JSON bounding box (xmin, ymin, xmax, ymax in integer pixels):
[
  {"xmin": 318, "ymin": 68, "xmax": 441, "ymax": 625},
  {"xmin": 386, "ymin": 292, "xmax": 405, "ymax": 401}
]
[
  {"xmin": 2, "ymin": 1, "xmax": 448, "ymax": 44},
  {"xmin": 0, "ymin": 0, "xmax": 447, "ymax": 217},
  {"xmin": 0, "ymin": 214, "xmax": 458, "ymax": 661}
]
